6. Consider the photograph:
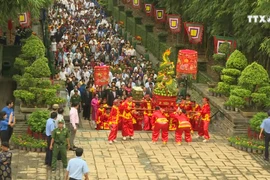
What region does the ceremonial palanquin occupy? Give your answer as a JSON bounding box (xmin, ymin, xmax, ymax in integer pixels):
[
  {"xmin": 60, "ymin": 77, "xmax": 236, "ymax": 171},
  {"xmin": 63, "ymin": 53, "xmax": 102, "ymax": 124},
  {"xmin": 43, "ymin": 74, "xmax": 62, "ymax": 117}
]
[{"xmin": 153, "ymin": 48, "xmax": 178, "ymax": 130}]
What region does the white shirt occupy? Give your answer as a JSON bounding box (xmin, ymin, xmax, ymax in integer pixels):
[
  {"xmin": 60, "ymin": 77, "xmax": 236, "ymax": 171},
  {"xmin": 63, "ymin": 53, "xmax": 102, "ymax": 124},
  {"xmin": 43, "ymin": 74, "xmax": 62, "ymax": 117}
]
[
  {"xmin": 59, "ymin": 71, "xmax": 67, "ymax": 81},
  {"xmin": 69, "ymin": 107, "xmax": 79, "ymax": 129},
  {"xmin": 70, "ymin": 90, "xmax": 81, "ymax": 97},
  {"xmin": 55, "ymin": 114, "xmax": 66, "ymax": 128},
  {"xmin": 51, "ymin": 42, "xmax": 57, "ymax": 52}
]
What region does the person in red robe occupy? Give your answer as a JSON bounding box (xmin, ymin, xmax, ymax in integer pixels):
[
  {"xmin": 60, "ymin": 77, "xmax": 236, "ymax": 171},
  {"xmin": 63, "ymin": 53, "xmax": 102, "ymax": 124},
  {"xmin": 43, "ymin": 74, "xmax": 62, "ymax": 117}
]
[
  {"xmin": 198, "ymin": 97, "xmax": 211, "ymax": 142},
  {"xmin": 96, "ymin": 102, "xmax": 108, "ymax": 130},
  {"xmin": 189, "ymin": 101, "xmax": 201, "ymax": 131},
  {"xmin": 100, "ymin": 107, "xmax": 110, "ymax": 130},
  {"xmin": 151, "ymin": 106, "xmax": 169, "ymax": 145},
  {"xmin": 108, "ymin": 100, "xmax": 120, "ymax": 144},
  {"xmin": 170, "ymin": 108, "xmax": 193, "ymax": 145},
  {"xmin": 184, "ymin": 94, "xmax": 192, "ymax": 112},
  {"xmin": 121, "ymin": 95, "xmax": 136, "ymax": 140},
  {"xmin": 141, "ymin": 94, "xmax": 153, "ymax": 131}
]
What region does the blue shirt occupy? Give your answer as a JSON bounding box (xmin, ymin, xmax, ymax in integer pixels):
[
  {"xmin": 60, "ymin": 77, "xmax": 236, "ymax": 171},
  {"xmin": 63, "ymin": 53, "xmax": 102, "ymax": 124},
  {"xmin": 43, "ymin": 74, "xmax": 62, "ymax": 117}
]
[
  {"xmin": 2, "ymin": 106, "xmax": 14, "ymax": 120},
  {"xmin": 260, "ymin": 117, "xmax": 270, "ymax": 133},
  {"xmin": 0, "ymin": 120, "xmax": 9, "ymax": 131},
  {"xmin": 45, "ymin": 118, "xmax": 55, "ymax": 136},
  {"xmin": 67, "ymin": 157, "xmax": 89, "ymax": 179}
]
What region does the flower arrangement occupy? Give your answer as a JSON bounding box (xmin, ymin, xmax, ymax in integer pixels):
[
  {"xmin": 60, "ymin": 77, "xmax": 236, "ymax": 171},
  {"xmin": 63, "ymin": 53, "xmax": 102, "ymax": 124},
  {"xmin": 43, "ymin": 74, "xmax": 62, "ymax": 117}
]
[
  {"xmin": 227, "ymin": 135, "xmax": 265, "ymax": 153},
  {"xmin": 11, "ymin": 133, "xmax": 47, "ymax": 152},
  {"xmin": 135, "ymin": 36, "xmax": 142, "ymax": 41}
]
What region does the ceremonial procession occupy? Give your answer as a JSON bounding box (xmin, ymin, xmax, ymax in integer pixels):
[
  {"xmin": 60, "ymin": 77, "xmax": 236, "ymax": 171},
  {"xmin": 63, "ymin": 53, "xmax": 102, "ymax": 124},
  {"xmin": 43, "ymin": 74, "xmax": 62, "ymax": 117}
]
[{"xmin": 0, "ymin": 0, "xmax": 270, "ymax": 179}]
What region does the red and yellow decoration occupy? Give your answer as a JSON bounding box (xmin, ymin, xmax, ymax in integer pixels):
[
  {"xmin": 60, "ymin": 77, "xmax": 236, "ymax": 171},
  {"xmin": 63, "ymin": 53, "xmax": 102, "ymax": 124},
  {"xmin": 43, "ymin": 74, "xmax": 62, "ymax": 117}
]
[
  {"xmin": 155, "ymin": 8, "xmax": 166, "ymax": 23},
  {"xmin": 184, "ymin": 22, "xmax": 204, "ymax": 44},
  {"xmin": 213, "ymin": 36, "xmax": 237, "ymax": 54},
  {"xmin": 132, "ymin": 0, "xmax": 141, "ymax": 9},
  {"xmin": 144, "ymin": 4, "xmax": 153, "ymax": 16},
  {"xmin": 19, "ymin": 12, "xmax": 31, "ymax": 28},
  {"xmin": 167, "ymin": 14, "xmax": 181, "ymax": 33},
  {"xmin": 94, "ymin": 66, "xmax": 110, "ymax": 86},
  {"xmin": 177, "ymin": 49, "xmax": 198, "ymax": 78}
]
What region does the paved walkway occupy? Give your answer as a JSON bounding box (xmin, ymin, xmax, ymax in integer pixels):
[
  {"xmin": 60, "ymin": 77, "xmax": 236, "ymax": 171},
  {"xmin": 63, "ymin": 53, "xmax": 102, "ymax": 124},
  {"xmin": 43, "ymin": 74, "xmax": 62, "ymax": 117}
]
[{"xmin": 11, "ymin": 119, "xmax": 270, "ymax": 180}]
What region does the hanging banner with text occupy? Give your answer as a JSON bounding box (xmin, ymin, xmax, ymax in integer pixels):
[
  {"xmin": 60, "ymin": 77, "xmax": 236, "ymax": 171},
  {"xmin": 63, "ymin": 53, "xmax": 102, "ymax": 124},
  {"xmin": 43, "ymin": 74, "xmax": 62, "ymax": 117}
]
[
  {"xmin": 177, "ymin": 49, "xmax": 198, "ymax": 79},
  {"xmin": 155, "ymin": 8, "xmax": 166, "ymax": 23},
  {"xmin": 19, "ymin": 12, "xmax": 31, "ymax": 28},
  {"xmin": 184, "ymin": 22, "xmax": 204, "ymax": 44},
  {"xmin": 94, "ymin": 66, "xmax": 110, "ymax": 86},
  {"xmin": 213, "ymin": 36, "xmax": 237, "ymax": 54},
  {"xmin": 144, "ymin": 4, "xmax": 153, "ymax": 16},
  {"xmin": 132, "ymin": 0, "xmax": 141, "ymax": 9},
  {"xmin": 167, "ymin": 14, "xmax": 181, "ymax": 33}
]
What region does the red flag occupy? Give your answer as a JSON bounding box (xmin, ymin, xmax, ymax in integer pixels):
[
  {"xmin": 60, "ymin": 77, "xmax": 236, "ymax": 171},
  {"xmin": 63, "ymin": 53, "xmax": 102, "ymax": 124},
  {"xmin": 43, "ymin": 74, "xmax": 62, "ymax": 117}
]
[
  {"xmin": 94, "ymin": 66, "xmax": 110, "ymax": 86},
  {"xmin": 177, "ymin": 49, "xmax": 198, "ymax": 77},
  {"xmin": 213, "ymin": 36, "xmax": 237, "ymax": 54},
  {"xmin": 19, "ymin": 12, "xmax": 31, "ymax": 28}
]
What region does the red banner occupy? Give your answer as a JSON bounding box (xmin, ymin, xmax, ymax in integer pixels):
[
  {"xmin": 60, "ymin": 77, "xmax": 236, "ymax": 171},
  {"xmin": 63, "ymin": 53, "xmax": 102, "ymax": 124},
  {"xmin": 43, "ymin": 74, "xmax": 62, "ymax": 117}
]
[
  {"xmin": 132, "ymin": 0, "xmax": 141, "ymax": 9},
  {"xmin": 167, "ymin": 14, "xmax": 181, "ymax": 33},
  {"xmin": 154, "ymin": 8, "xmax": 166, "ymax": 23},
  {"xmin": 144, "ymin": 4, "xmax": 153, "ymax": 16},
  {"xmin": 94, "ymin": 66, "xmax": 110, "ymax": 86},
  {"xmin": 19, "ymin": 12, "xmax": 31, "ymax": 28},
  {"xmin": 177, "ymin": 49, "xmax": 198, "ymax": 76},
  {"xmin": 184, "ymin": 22, "xmax": 204, "ymax": 44}
]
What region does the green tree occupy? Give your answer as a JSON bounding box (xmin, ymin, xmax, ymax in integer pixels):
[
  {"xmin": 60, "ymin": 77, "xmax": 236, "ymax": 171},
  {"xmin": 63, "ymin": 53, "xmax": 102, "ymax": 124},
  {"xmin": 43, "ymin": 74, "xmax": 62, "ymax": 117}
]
[{"xmin": 0, "ymin": 0, "xmax": 52, "ymax": 27}]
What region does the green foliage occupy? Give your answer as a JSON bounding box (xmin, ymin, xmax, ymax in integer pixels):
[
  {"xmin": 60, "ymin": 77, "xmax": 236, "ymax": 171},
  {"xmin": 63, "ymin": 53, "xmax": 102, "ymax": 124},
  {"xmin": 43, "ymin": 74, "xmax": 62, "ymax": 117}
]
[
  {"xmin": 249, "ymin": 112, "xmax": 268, "ymax": 132},
  {"xmin": 238, "ymin": 62, "xmax": 269, "ymax": 90},
  {"xmin": 17, "ymin": 73, "xmax": 38, "ymax": 89},
  {"xmin": 226, "ymin": 50, "xmax": 248, "ymax": 70},
  {"xmin": 46, "ymin": 97, "xmax": 66, "ymax": 106},
  {"xmin": 13, "ymin": 90, "xmax": 35, "ymax": 105},
  {"xmin": 14, "ymin": 57, "xmax": 30, "ymax": 73},
  {"xmin": 222, "ymin": 68, "xmax": 241, "ymax": 77},
  {"xmin": 218, "ymin": 42, "xmax": 231, "ymax": 55},
  {"xmin": 25, "ymin": 57, "xmax": 51, "ymax": 78},
  {"xmin": 213, "ymin": 54, "xmax": 226, "ymax": 62},
  {"xmin": 226, "ymin": 95, "xmax": 245, "ymax": 108},
  {"xmin": 216, "ymin": 82, "xmax": 230, "ymax": 96},
  {"xmin": 221, "ymin": 75, "xmax": 236, "ymax": 84},
  {"xmin": 211, "ymin": 65, "xmax": 224, "ymax": 73},
  {"xmin": 21, "ymin": 36, "xmax": 45, "ymax": 59},
  {"xmin": 251, "ymin": 93, "xmax": 267, "ymax": 108},
  {"xmin": 0, "ymin": 0, "xmax": 52, "ymax": 26},
  {"xmin": 258, "ymin": 86, "xmax": 270, "ymax": 97},
  {"xmin": 230, "ymin": 85, "xmax": 241, "ymax": 90},
  {"xmin": 27, "ymin": 110, "xmax": 50, "ymax": 133},
  {"xmin": 230, "ymin": 88, "xmax": 251, "ymax": 98}
]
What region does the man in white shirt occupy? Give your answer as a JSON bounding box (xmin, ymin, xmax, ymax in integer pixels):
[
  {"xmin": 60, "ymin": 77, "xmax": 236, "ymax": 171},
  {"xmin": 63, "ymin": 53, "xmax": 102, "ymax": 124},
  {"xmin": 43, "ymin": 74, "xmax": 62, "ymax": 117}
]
[
  {"xmin": 59, "ymin": 67, "xmax": 67, "ymax": 81},
  {"xmin": 82, "ymin": 67, "xmax": 90, "ymax": 84},
  {"xmin": 69, "ymin": 103, "xmax": 79, "ymax": 151},
  {"xmin": 74, "ymin": 68, "xmax": 82, "ymax": 81},
  {"xmin": 70, "ymin": 86, "xmax": 81, "ymax": 97}
]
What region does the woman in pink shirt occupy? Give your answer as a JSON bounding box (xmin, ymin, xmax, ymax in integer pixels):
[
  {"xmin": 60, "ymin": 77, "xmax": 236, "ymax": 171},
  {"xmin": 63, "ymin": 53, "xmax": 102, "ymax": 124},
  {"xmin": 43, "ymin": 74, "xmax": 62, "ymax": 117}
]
[{"xmin": 91, "ymin": 94, "xmax": 99, "ymax": 127}]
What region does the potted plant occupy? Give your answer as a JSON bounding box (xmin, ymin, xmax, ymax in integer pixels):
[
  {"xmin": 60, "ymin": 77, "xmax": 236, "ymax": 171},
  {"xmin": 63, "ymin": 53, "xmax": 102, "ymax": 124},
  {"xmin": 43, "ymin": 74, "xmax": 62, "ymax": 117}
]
[
  {"xmin": 241, "ymin": 140, "xmax": 248, "ymax": 151},
  {"xmin": 257, "ymin": 146, "xmax": 264, "ymax": 154},
  {"xmin": 249, "ymin": 112, "xmax": 268, "ymax": 133},
  {"xmin": 27, "ymin": 110, "xmax": 50, "ymax": 137}
]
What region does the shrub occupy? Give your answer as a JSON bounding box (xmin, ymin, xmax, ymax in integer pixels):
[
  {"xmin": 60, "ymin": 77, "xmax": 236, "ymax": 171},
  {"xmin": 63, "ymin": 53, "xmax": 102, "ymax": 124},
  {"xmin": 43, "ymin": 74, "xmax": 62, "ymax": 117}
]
[
  {"xmin": 216, "ymin": 82, "xmax": 230, "ymax": 96},
  {"xmin": 25, "ymin": 57, "xmax": 51, "ymax": 78},
  {"xmin": 258, "ymin": 86, "xmax": 270, "ymax": 97},
  {"xmin": 213, "ymin": 54, "xmax": 226, "ymax": 62},
  {"xmin": 227, "ymin": 95, "xmax": 245, "ymax": 108},
  {"xmin": 27, "ymin": 110, "xmax": 50, "ymax": 133},
  {"xmin": 238, "ymin": 62, "xmax": 269, "ymax": 90},
  {"xmin": 211, "ymin": 65, "xmax": 224, "ymax": 73},
  {"xmin": 249, "ymin": 112, "xmax": 268, "ymax": 132},
  {"xmin": 14, "ymin": 90, "xmax": 35, "ymax": 105},
  {"xmin": 226, "ymin": 50, "xmax": 248, "ymax": 70},
  {"xmin": 222, "ymin": 68, "xmax": 241, "ymax": 77},
  {"xmin": 21, "ymin": 35, "xmax": 45, "ymax": 59},
  {"xmin": 251, "ymin": 93, "xmax": 267, "ymax": 108},
  {"xmin": 230, "ymin": 88, "xmax": 251, "ymax": 98},
  {"xmin": 221, "ymin": 75, "xmax": 236, "ymax": 84}
]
